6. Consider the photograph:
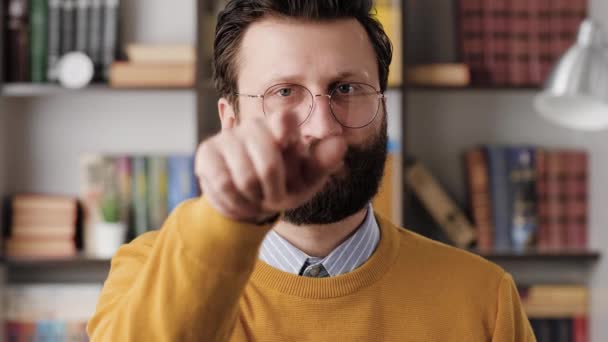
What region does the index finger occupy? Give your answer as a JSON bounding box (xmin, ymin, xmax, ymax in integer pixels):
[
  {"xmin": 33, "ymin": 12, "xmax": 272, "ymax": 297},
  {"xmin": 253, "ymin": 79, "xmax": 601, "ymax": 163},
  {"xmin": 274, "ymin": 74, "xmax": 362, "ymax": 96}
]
[{"xmin": 268, "ymin": 111, "xmax": 301, "ymax": 149}]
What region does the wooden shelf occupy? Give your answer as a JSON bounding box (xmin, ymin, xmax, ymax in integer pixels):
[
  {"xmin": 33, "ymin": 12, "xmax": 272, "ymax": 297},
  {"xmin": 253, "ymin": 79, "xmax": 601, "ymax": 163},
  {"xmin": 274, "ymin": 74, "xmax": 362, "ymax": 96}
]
[
  {"xmin": 2, "ymin": 255, "xmax": 111, "ymax": 283},
  {"xmin": 1, "ymin": 83, "xmax": 196, "ymax": 96},
  {"xmin": 476, "ymin": 250, "xmax": 601, "ymax": 263},
  {"xmin": 406, "ymin": 85, "xmax": 541, "ymax": 91}
]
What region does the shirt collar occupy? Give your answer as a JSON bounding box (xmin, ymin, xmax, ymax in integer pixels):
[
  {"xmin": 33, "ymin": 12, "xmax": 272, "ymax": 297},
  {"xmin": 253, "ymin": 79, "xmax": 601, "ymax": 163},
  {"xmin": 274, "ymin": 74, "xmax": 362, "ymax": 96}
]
[{"xmin": 258, "ymin": 204, "xmax": 381, "ymax": 277}]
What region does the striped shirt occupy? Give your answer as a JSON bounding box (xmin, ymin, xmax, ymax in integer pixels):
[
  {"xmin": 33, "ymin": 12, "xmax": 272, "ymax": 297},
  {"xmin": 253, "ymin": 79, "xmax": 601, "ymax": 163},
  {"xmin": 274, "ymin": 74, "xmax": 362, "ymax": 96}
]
[{"xmin": 258, "ymin": 204, "xmax": 380, "ymax": 277}]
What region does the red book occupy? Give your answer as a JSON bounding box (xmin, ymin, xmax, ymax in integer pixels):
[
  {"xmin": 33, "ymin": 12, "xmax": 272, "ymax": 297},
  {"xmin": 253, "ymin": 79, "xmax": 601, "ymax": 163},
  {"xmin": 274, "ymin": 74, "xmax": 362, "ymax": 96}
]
[
  {"xmin": 527, "ymin": 0, "xmax": 543, "ymax": 85},
  {"xmin": 539, "ymin": 0, "xmax": 554, "ymax": 82},
  {"xmin": 563, "ymin": 150, "xmax": 588, "ymax": 250},
  {"xmin": 549, "ymin": 0, "xmax": 568, "ymax": 66},
  {"xmin": 483, "ymin": 0, "xmax": 509, "ymax": 85},
  {"xmin": 458, "ymin": 0, "xmax": 485, "ymax": 83},
  {"xmin": 465, "ymin": 148, "xmax": 493, "ymax": 252},
  {"xmin": 573, "ymin": 316, "xmax": 588, "ymax": 342},
  {"xmin": 561, "ymin": 0, "xmax": 586, "ymax": 56},
  {"xmin": 509, "ymin": 0, "xmax": 530, "ymax": 85}
]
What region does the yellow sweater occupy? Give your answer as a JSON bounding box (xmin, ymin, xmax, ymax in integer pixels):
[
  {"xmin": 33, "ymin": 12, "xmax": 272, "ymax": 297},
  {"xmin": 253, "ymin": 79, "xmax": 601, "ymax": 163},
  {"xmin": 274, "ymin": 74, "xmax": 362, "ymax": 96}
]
[{"xmin": 87, "ymin": 198, "xmax": 536, "ymax": 341}]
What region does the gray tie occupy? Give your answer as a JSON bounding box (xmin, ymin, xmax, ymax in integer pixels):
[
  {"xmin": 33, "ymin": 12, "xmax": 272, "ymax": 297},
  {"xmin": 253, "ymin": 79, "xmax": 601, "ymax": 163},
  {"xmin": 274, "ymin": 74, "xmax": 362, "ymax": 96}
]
[{"xmin": 301, "ymin": 262, "xmax": 330, "ymax": 278}]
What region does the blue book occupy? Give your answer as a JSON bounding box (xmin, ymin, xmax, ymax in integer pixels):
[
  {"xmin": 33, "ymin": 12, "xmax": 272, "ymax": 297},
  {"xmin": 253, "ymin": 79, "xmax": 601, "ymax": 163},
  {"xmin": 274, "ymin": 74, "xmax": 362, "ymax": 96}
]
[
  {"xmin": 132, "ymin": 156, "xmax": 149, "ymax": 236},
  {"xmin": 506, "ymin": 147, "xmax": 537, "ymax": 253},
  {"xmin": 485, "ymin": 146, "xmax": 511, "ymax": 251},
  {"xmin": 167, "ymin": 155, "xmax": 198, "ymax": 213}
]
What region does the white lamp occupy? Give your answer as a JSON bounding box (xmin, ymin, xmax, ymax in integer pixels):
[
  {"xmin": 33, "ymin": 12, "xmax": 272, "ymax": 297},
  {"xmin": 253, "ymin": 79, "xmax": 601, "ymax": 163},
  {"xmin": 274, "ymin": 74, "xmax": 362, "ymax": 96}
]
[{"xmin": 534, "ymin": 19, "xmax": 608, "ymax": 131}]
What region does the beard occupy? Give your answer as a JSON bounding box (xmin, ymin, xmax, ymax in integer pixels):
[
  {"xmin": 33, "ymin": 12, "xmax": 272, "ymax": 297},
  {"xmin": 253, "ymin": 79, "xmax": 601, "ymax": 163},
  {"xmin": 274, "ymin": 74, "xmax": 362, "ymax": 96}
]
[{"xmin": 283, "ymin": 114, "xmax": 388, "ymax": 225}]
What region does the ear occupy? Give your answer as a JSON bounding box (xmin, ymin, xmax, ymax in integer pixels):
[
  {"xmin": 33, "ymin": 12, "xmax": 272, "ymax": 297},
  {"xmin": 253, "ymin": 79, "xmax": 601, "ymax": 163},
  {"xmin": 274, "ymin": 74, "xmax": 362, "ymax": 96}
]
[{"xmin": 218, "ymin": 98, "xmax": 237, "ymax": 130}]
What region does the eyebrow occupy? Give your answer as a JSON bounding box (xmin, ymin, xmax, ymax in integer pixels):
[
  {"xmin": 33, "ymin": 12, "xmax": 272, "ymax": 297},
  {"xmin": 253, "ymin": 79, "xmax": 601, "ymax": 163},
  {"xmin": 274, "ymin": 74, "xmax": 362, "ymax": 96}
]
[{"xmin": 263, "ymin": 70, "xmax": 371, "ymax": 89}]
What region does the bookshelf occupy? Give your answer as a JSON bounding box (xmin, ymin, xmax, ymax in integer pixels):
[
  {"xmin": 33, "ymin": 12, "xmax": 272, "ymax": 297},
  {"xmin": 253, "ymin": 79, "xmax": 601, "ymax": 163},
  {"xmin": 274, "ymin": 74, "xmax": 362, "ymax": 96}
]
[{"xmin": 402, "ymin": 0, "xmax": 607, "ymax": 340}]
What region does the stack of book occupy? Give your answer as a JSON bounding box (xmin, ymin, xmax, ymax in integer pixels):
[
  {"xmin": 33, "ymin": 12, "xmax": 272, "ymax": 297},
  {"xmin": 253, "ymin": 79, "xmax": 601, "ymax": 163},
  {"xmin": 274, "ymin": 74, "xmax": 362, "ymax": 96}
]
[
  {"xmin": 457, "ymin": 0, "xmax": 587, "ymax": 86},
  {"xmin": 465, "ymin": 146, "xmax": 588, "ymax": 253},
  {"xmin": 2, "ymin": 0, "xmax": 120, "ymax": 83},
  {"xmin": 109, "ymin": 44, "xmax": 195, "ymax": 88},
  {"xmin": 81, "ymin": 154, "xmax": 199, "ymax": 241},
  {"xmin": 520, "ymin": 285, "xmax": 589, "ymax": 341},
  {"xmin": 4, "ymin": 194, "xmax": 78, "ymax": 259},
  {"xmin": 5, "ymin": 284, "xmax": 101, "ymax": 341}
]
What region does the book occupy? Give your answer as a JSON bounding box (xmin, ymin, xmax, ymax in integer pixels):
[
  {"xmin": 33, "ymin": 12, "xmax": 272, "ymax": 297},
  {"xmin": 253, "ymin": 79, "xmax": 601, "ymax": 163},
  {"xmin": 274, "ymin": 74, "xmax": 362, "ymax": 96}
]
[
  {"xmin": 406, "ymin": 63, "xmax": 470, "ymax": 87},
  {"xmin": 562, "ymin": 150, "xmax": 588, "ymax": 250},
  {"xmin": 126, "ymin": 44, "xmax": 196, "ymax": 64},
  {"xmin": 405, "ymin": 161, "xmax": 476, "ymax": 248},
  {"xmin": 167, "ymin": 155, "xmax": 198, "ymax": 213},
  {"xmin": 506, "ymin": 147, "xmax": 537, "ymax": 252},
  {"xmin": 29, "ymin": 0, "xmax": 48, "ymax": 83},
  {"xmin": 74, "ymin": 0, "xmax": 89, "ymax": 52},
  {"xmin": 60, "ymin": 0, "xmax": 75, "ymax": 55},
  {"xmin": 483, "ymin": 0, "xmax": 509, "ymax": 84},
  {"xmin": 147, "ymin": 156, "xmax": 168, "ymax": 231},
  {"xmin": 4, "ymin": 284, "xmax": 101, "ymax": 341},
  {"xmin": 457, "ymin": 0, "xmax": 485, "ymax": 83},
  {"xmin": 485, "ymin": 146, "xmax": 511, "ymax": 251},
  {"xmin": 5, "ymin": 0, "xmax": 30, "ymax": 82},
  {"xmin": 101, "ymin": 0, "xmax": 119, "ymax": 80},
  {"xmin": 87, "ymin": 0, "xmax": 103, "ymax": 78},
  {"xmin": 109, "ymin": 62, "xmax": 195, "ymax": 88},
  {"xmin": 545, "ymin": 150, "xmax": 566, "ymax": 251},
  {"xmin": 46, "ymin": 0, "xmax": 62, "ymax": 81},
  {"xmin": 527, "ymin": 0, "xmax": 543, "ymax": 85},
  {"xmin": 465, "ymin": 147, "xmax": 493, "ymax": 251},
  {"xmin": 508, "ymin": 0, "xmax": 530, "ymax": 85},
  {"xmin": 131, "ymin": 156, "xmax": 149, "ymax": 236},
  {"xmin": 5, "ymin": 194, "xmax": 78, "ymax": 259}
]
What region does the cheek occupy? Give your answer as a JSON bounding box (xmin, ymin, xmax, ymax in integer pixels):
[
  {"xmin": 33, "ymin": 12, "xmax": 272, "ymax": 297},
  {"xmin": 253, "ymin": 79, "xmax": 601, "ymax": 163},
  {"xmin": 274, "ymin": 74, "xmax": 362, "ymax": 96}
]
[{"xmin": 343, "ymin": 115, "xmax": 384, "ymax": 146}]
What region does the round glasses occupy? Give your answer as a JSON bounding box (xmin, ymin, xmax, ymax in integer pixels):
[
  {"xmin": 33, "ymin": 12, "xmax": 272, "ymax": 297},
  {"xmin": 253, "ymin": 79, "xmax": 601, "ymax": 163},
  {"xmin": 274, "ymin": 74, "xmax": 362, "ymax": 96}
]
[{"xmin": 235, "ymin": 82, "xmax": 385, "ymax": 128}]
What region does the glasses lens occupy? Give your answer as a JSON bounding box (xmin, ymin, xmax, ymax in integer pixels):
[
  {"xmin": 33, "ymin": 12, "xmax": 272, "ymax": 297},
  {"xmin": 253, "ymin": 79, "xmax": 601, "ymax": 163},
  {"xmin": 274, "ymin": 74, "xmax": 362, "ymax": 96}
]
[
  {"xmin": 263, "ymin": 84, "xmax": 312, "ymax": 124},
  {"xmin": 330, "ymin": 83, "xmax": 380, "ymax": 128}
]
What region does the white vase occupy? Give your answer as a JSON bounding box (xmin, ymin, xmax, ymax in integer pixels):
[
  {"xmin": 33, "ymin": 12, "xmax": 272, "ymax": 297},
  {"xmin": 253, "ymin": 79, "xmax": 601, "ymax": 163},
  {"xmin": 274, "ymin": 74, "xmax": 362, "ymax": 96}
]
[{"xmin": 92, "ymin": 221, "xmax": 127, "ymax": 259}]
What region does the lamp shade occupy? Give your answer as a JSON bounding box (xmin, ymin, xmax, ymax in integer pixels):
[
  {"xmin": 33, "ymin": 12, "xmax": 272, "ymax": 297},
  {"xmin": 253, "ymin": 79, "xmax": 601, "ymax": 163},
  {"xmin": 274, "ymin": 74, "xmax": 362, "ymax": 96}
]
[{"xmin": 534, "ymin": 20, "xmax": 608, "ymax": 131}]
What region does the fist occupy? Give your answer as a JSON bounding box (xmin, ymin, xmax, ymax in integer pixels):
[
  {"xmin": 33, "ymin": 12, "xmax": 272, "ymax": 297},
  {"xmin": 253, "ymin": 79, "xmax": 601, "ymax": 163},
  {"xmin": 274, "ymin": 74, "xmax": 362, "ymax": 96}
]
[{"xmin": 195, "ymin": 113, "xmax": 347, "ymax": 223}]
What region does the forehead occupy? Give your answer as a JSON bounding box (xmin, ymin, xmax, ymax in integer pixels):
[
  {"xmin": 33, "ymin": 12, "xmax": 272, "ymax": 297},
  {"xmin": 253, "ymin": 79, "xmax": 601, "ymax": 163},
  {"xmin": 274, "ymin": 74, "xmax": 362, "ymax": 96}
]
[{"xmin": 237, "ymin": 17, "xmax": 379, "ymax": 91}]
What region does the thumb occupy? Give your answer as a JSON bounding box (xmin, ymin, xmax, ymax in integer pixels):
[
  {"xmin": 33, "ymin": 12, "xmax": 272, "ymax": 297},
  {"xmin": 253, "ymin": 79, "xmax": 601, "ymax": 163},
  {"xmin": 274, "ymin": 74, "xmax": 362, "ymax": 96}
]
[{"xmin": 302, "ymin": 136, "xmax": 347, "ymax": 183}]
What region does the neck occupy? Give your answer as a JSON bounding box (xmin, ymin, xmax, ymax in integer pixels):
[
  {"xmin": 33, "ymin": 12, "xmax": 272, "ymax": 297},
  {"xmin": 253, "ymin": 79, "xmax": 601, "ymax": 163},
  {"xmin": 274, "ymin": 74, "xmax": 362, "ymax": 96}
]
[{"xmin": 273, "ymin": 206, "xmax": 369, "ymax": 258}]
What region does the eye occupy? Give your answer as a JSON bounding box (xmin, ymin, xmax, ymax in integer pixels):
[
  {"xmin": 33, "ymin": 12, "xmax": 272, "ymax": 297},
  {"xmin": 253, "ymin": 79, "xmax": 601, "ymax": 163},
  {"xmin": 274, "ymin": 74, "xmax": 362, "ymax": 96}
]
[
  {"xmin": 277, "ymin": 88, "xmax": 292, "ymax": 96},
  {"xmin": 336, "ymin": 83, "xmax": 355, "ymax": 94}
]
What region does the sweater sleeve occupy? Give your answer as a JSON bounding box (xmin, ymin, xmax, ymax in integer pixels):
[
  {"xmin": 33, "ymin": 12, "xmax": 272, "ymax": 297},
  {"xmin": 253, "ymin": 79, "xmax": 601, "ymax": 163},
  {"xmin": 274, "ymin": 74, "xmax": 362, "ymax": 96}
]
[
  {"xmin": 491, "ymin": 273, "xmax": 537, "ymax": 342},
  {"xmin": 87, "ymin": 198, "xmax": 273, "ymax": 341}
]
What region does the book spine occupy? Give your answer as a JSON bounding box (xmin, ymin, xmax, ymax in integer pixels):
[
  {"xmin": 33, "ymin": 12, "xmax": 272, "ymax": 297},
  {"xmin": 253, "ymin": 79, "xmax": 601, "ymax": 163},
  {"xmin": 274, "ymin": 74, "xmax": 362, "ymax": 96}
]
[
  {"xmin": 535, "ymin": 149, "xmax": 550, "ymax": 251},
  {"xmin": 47, "ymin": 0, "xmax": 61, "ymax": 81},
  {"xmin": 60, "ymin": 0, "xmax": 75, "ymax": 55},
  {"xmin": 114, "ymin": 156, "xmax": 132, "ymax": 225},
  {"xmin": 167, "ymin": 156, "xmax": 197, "ymax": 213},
  {"xmin": 549, "ymin": 0, "xmax": 566, "ymax": 67},
  {"xmin": 506, "ymin": 147, "xmax": 536, "ymax": 252},
  {"xmin": 458, "ymin": 0, "xmax": 484, "ymax": 83},
  {"xmin": 74, "ymin": 0, "xmax": 89, "ymax": 52},
  {"xmin": 527, "ymin": 0, "xmax": 543, "ymax": 85},
  {"xmin": 485, "ymin": 146, "xmax": 511, "ymax": 251},
  {"xmin": 101, "ymin": 0, "xmax": 119, "ymax": 80},
  {"xmin": 564, "ymin": 150, "xmax": 588, "ymax": 250},
  {"xmin": 6, "ymin": 0, "xmax": 30, "ymax": 82},
  {"xmin": 546, "ymin": 150, "xmax": 565, "ymax": 251},
  {"xmin": 465, "ymin": 148, "xmax": 493, "ymax": 251},
  {"xmin": 539, "ymin": 0, "xmax": 553, "ymax": 82},
  {"xmin": 131, "ymin": 156, "xmax": 148, "ymax": 237},
  {"xmin": 405, "ymin": 162, "xmax": 476, "ymax": 248},
  {"xmin": 508, "ymin": 0, "xmax": 530, "ymax": 86},
  {"xmin": 573, "ymin": 316, "xmax": 588, "ymax": 342},
  {"xmin": 147, "ymin": 156, "xmax": 168, "ymax": 231},
  {"xmin": 29, "ymin": 0, "xmax": 48, "ymax": 83},
  {"xmin": 87, "ymin": 0, "xmax": 102, "ymax": 79}
]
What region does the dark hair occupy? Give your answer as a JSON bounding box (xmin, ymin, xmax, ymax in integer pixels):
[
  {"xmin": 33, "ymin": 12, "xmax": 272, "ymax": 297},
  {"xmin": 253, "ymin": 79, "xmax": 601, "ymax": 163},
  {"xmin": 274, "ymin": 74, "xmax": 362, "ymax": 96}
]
[{"xmin": 213, "ymin": 0, "xmax": 393, "ymax": 105}]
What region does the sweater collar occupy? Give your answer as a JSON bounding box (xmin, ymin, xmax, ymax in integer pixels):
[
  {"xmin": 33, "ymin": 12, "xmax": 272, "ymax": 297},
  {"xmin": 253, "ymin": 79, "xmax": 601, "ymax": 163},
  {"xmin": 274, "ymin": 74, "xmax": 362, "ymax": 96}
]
[{"xmin": 251, "ymin": 213, "xmax": 401, "ymax": 299}]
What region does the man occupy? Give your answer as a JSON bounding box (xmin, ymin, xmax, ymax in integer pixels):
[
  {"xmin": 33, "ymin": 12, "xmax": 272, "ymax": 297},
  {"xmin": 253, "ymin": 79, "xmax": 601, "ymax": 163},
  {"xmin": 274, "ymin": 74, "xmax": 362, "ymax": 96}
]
[{"xmin": 88, "ymin": 1, "xmax": 536, "ymax": 341}]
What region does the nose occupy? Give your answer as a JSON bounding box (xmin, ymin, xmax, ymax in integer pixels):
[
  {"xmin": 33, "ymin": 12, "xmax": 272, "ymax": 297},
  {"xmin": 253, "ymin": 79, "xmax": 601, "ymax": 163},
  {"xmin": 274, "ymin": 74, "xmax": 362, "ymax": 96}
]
[{"xmin": 301, "ymin": 93, "xmax": 343, "ymax": 141}]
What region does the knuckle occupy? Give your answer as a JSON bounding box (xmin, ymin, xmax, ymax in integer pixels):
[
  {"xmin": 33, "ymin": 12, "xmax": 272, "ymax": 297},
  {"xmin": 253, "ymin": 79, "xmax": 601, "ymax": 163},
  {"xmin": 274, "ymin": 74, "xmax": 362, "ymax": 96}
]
[{"xmin": 216, "ymin": 175, "xmax": 234, "ymax": 193}]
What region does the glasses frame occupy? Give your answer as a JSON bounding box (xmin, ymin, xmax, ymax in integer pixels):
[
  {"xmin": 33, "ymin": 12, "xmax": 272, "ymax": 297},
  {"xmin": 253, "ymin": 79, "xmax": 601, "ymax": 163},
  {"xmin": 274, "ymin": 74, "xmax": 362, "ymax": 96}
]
[{"xmin": 235, "ymin": 82, "xmax": 386, "ymax": 129}]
